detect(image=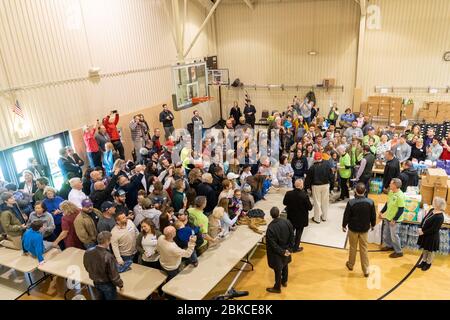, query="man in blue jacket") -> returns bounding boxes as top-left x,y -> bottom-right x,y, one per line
23,220 -> 53,263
